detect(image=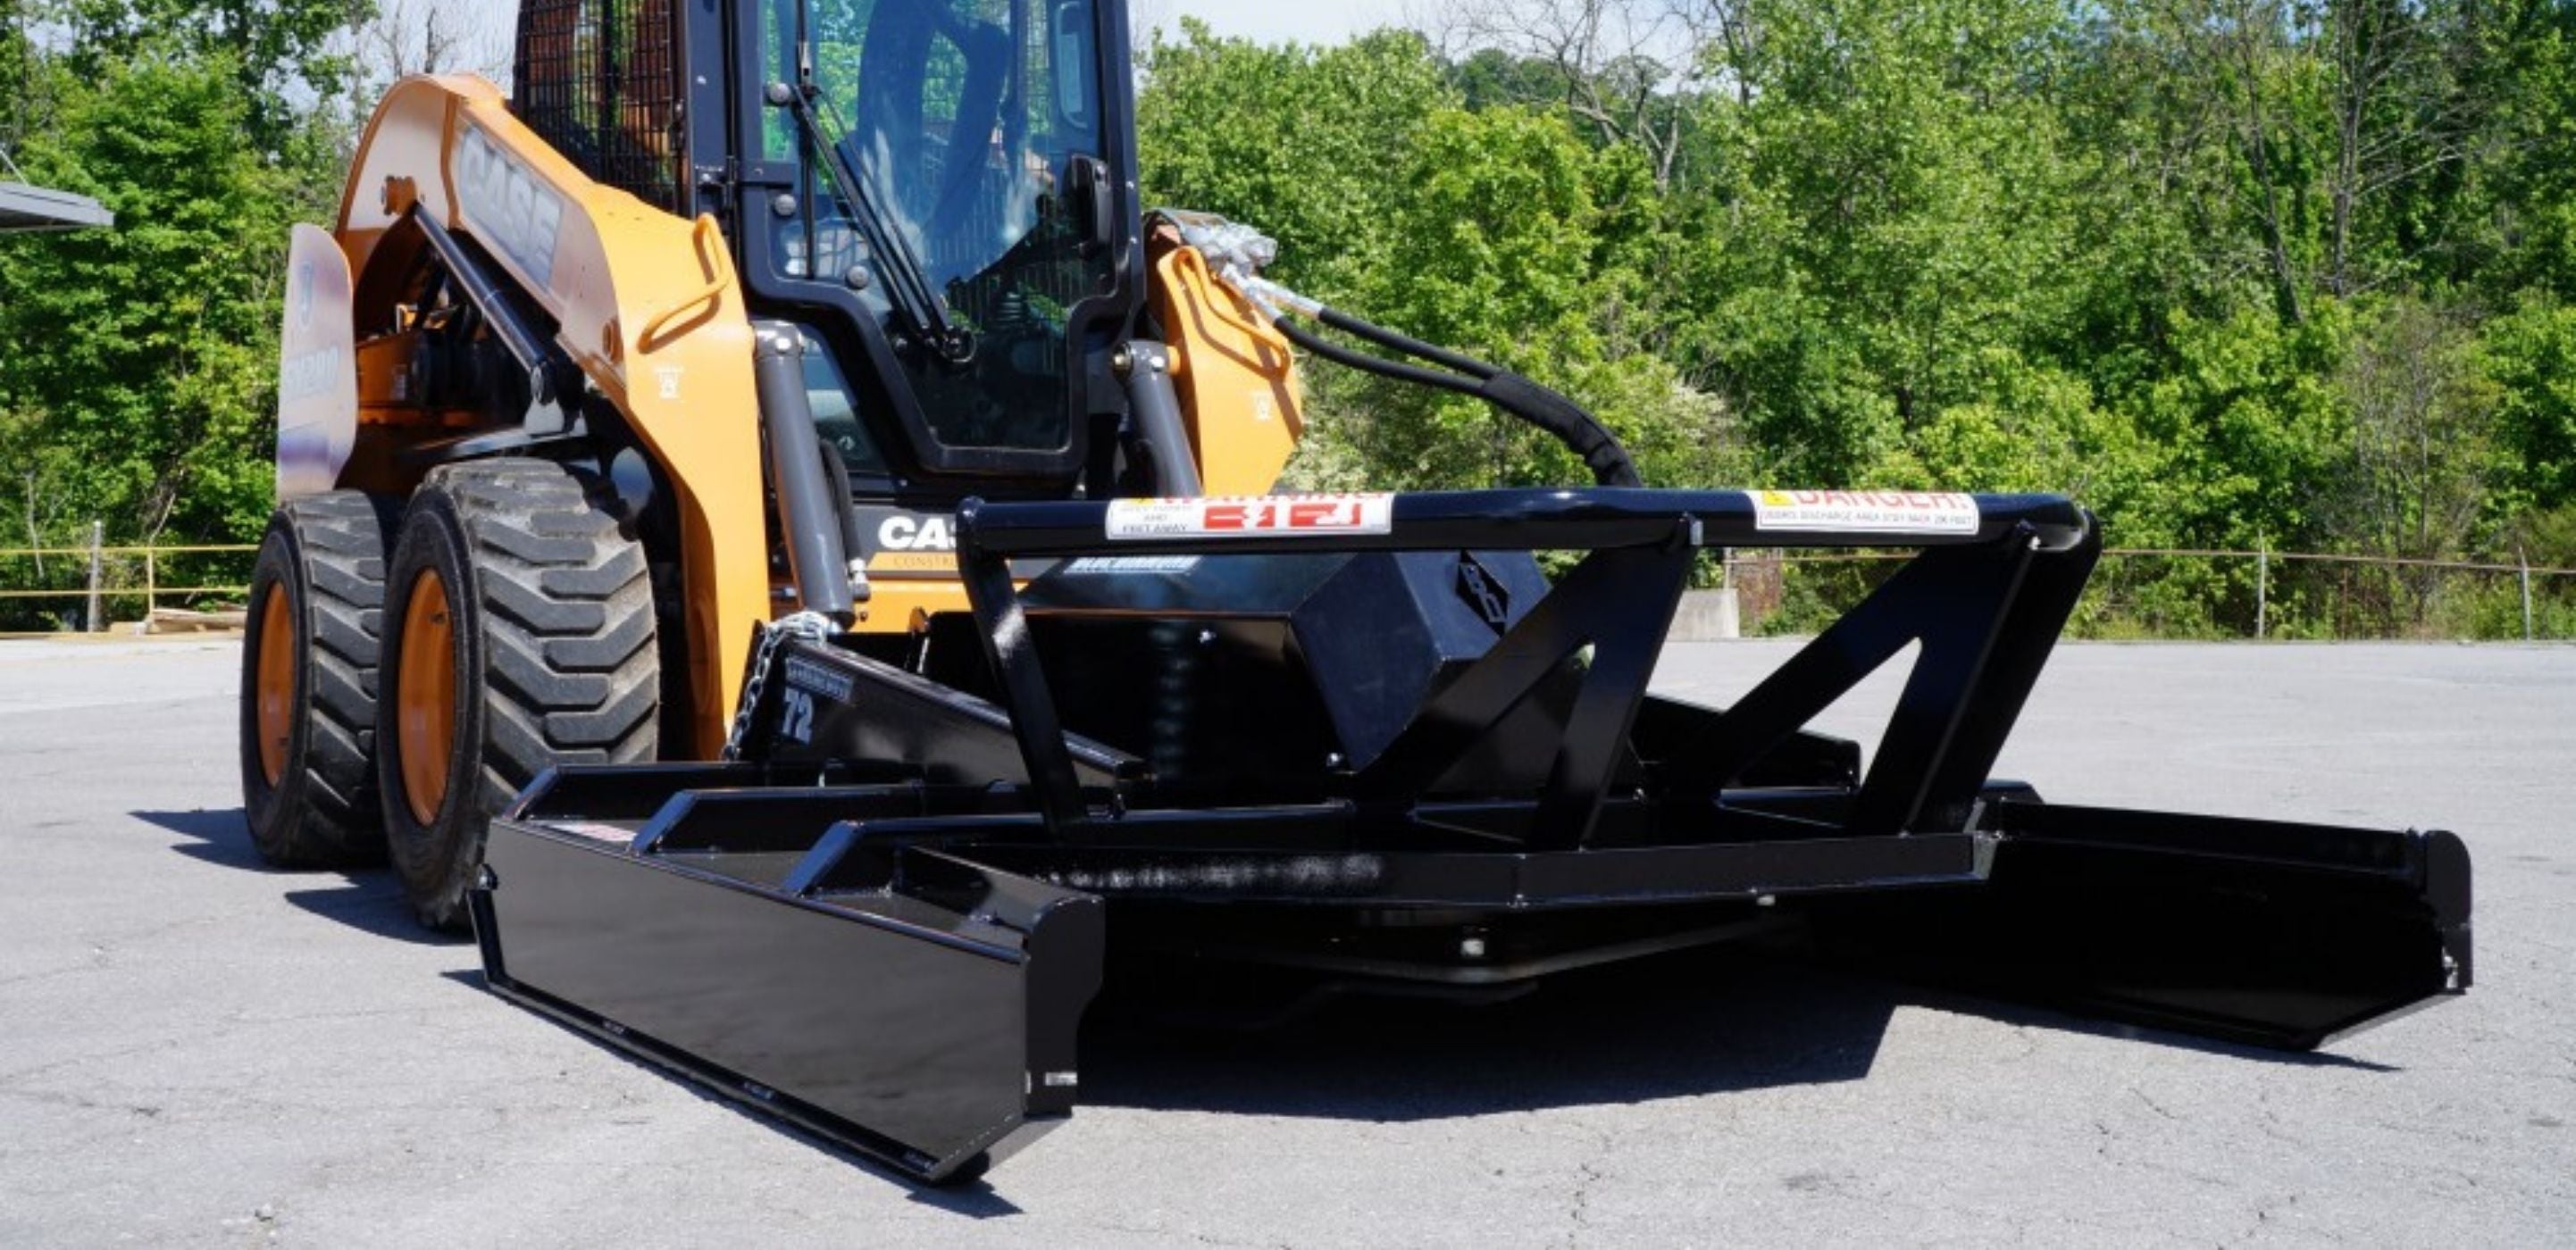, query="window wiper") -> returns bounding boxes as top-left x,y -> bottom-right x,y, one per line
765,77 -> 975,364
